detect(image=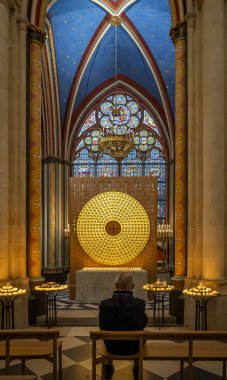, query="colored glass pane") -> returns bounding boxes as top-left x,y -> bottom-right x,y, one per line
79,111 -> 96,136
140,130 -> 148,137
143,110 -> 161,136
92,136 -> 99,145
77,140 -> 84,150
148,136 -> 155,144
91,144 -> 99,151
109,105 -> 131,125
140,137 -> 147,144
151,148 -> 160,159
100,116 -> 112,128
113,94 -> 126,105
85,136 -> 92,145
133,136 -> 140,144
127,116 -> 139,128
139,144 -> 148,151
100,101 -> 112,115
92,130 -> 100,137
122,164 -> 142,177
127,101 -> 139,114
